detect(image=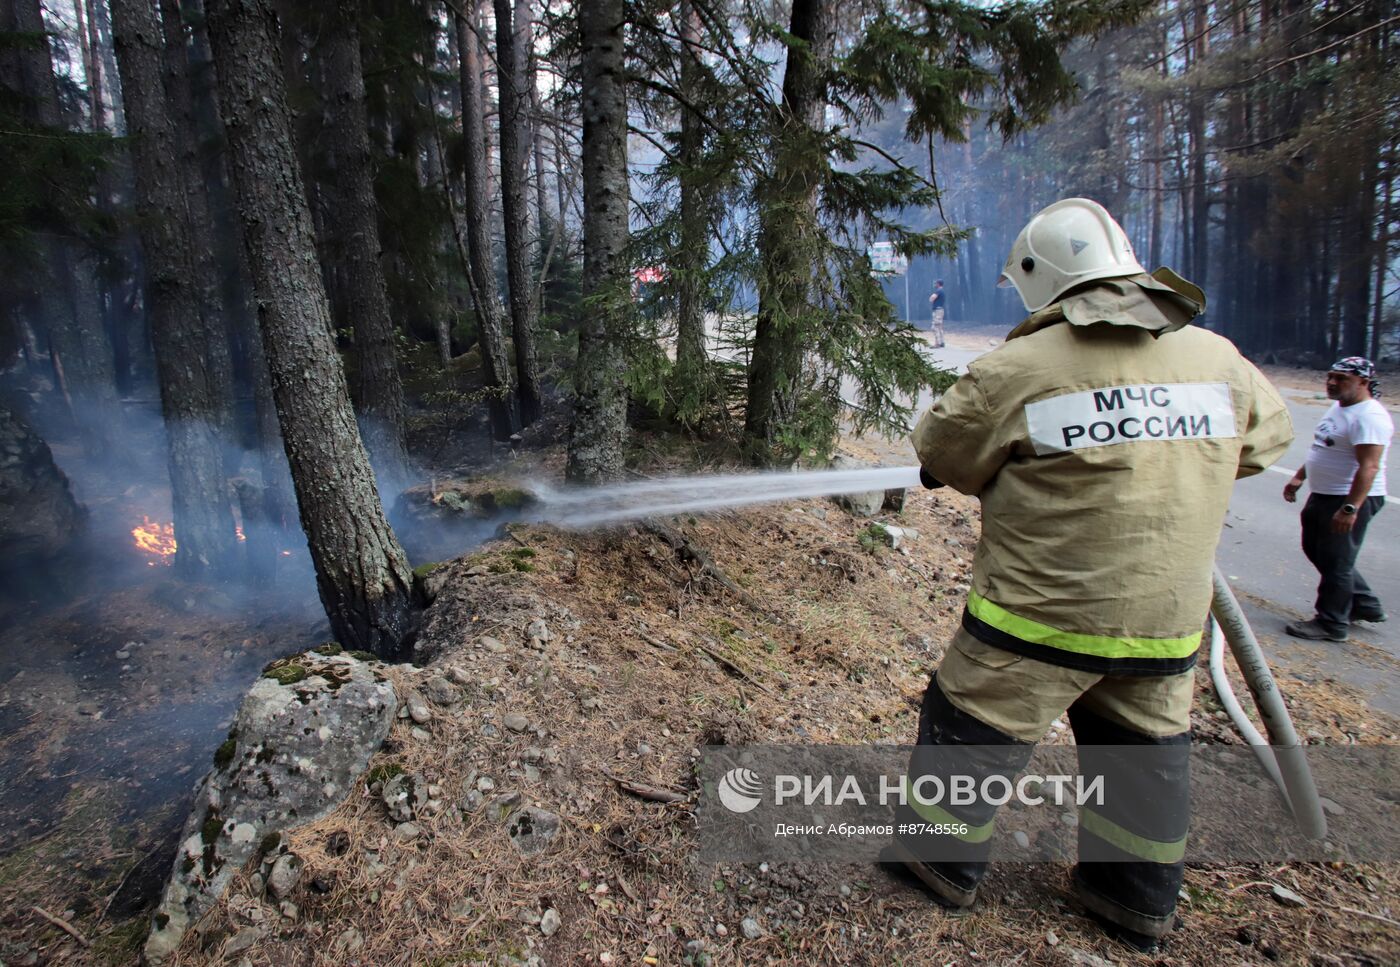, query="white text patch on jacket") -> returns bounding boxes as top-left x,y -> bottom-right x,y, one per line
1024,382 -> 1237,455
